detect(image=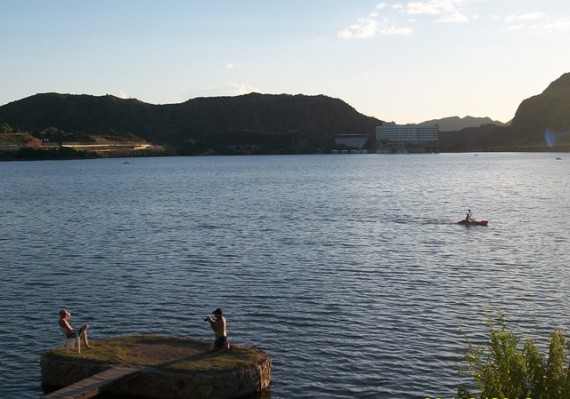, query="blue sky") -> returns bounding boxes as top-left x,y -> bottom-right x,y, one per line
1,0 -> 569,123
